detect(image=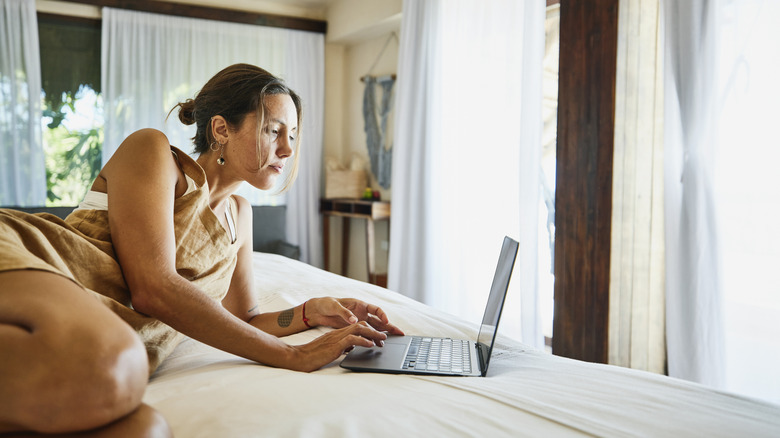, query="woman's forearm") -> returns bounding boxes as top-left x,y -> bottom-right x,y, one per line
131,273 -> 303,370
